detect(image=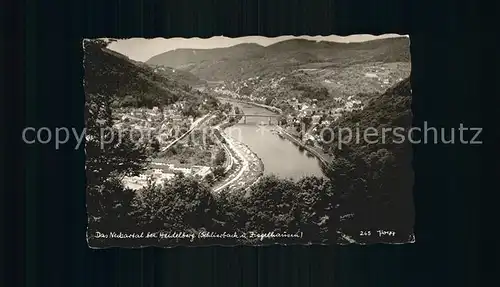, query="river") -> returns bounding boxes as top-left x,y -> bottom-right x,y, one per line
219,98 -> 326,180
